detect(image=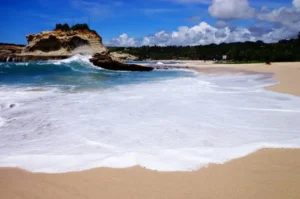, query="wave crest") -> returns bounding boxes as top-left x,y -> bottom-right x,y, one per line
50,54 -> 92,66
